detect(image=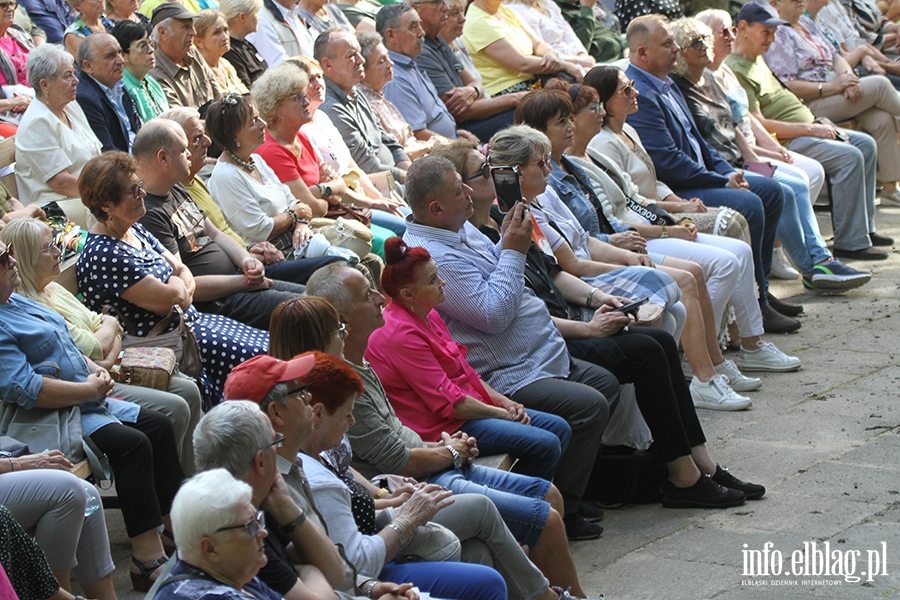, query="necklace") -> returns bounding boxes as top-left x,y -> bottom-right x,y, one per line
226,150 -> 257,171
